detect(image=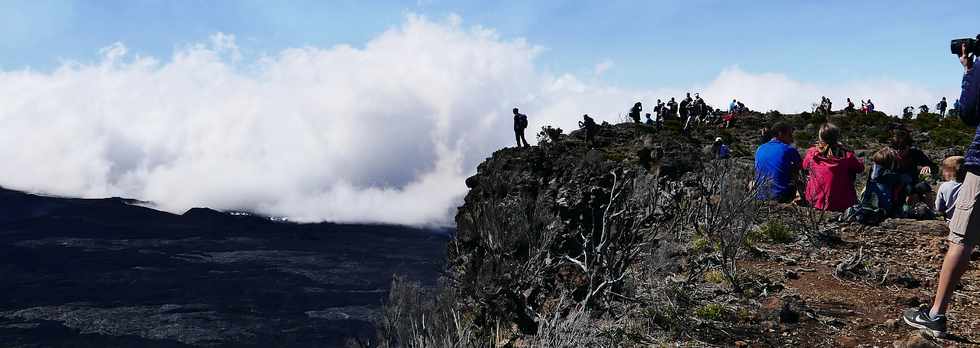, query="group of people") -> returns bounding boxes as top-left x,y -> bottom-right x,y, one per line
817,96 -> 834,115
901,97 -> 954,119
753,46 -> 980,336
753,118 -> 974,337
624,93 -> 722,130
816,96 -> 873,114
755,123 -> 943,215
506,50 -> 980,337
861,99 -> 876,114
